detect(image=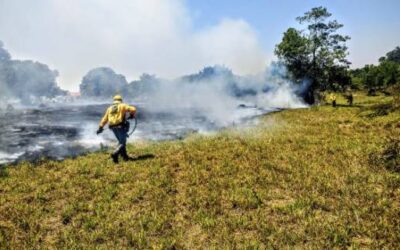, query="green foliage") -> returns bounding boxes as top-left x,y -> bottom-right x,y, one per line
382,46 -> 400,63
275,28 -> 310,80
0,41 -> 66,101
80,67 -> 128,98
391,84 -> 400,108
351,53 -> 400,92
380,137 -> 400,173
275,6 -> 351,99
